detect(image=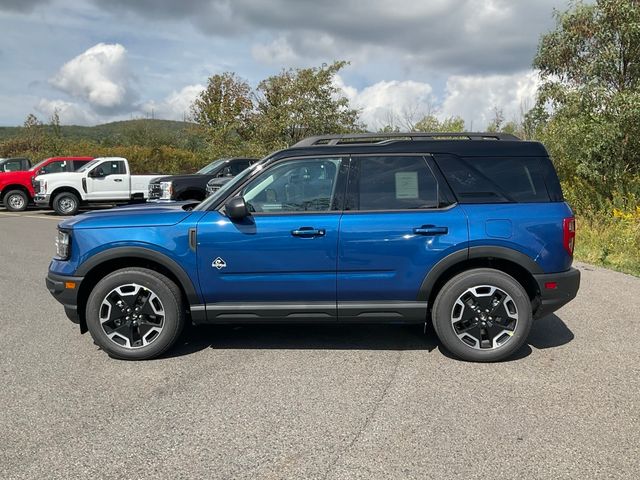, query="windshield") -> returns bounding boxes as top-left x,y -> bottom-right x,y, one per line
29,158 -> 49,171
76,158 -> 102,172
196,159 -> 228,175
193,159 -> 266,211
